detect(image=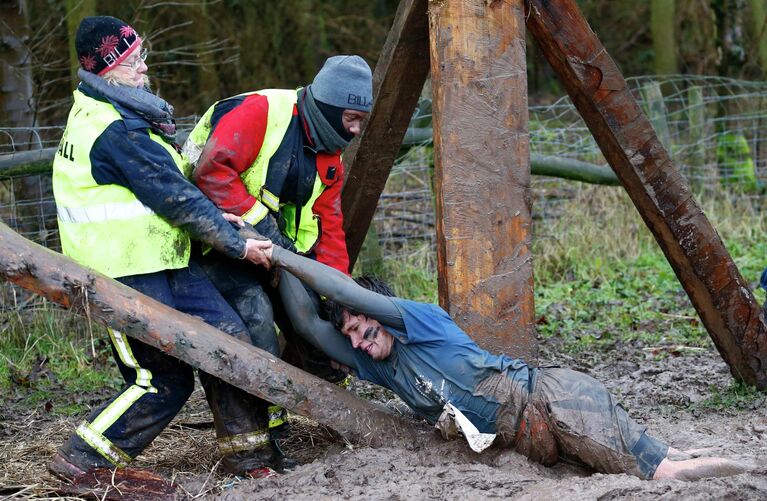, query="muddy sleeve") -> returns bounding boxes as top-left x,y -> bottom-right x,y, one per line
277,271 -> 359,369
272,246 -> 405,330
90,123 -> 247,259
